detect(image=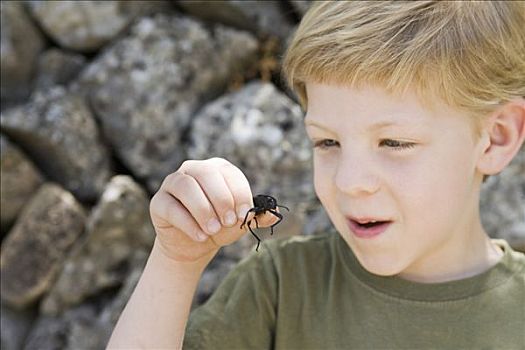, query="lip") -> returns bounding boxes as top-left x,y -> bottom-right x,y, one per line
346,217 -> 393,239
